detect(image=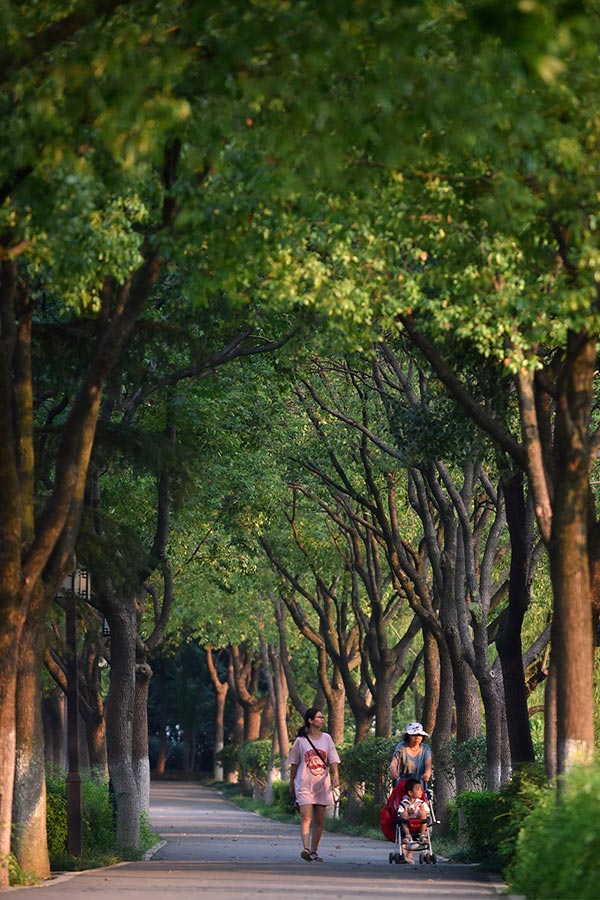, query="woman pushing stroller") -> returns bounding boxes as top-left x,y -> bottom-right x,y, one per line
383,722 -> 437,865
